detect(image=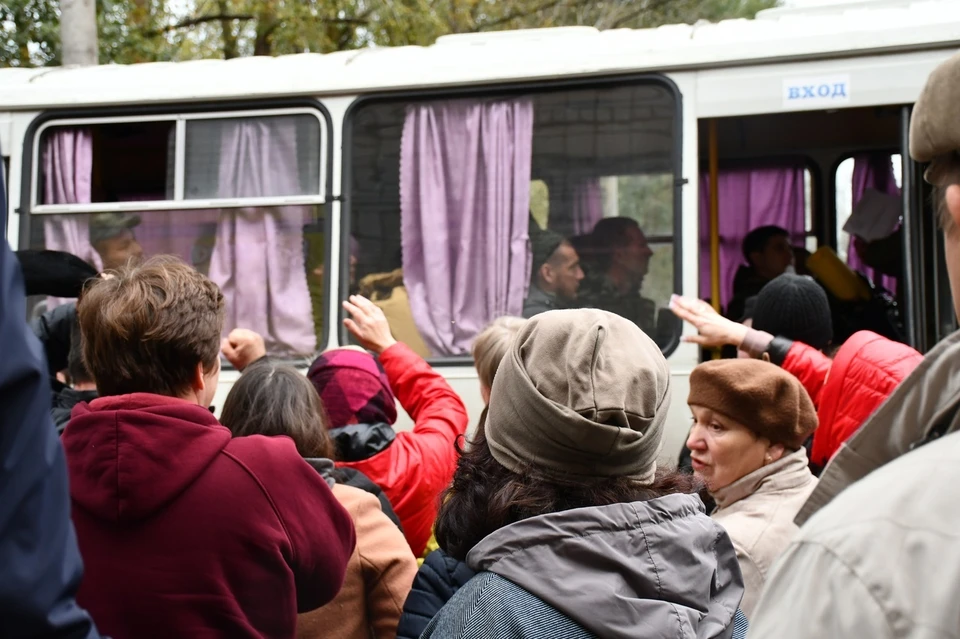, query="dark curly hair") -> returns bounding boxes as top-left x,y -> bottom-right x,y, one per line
434,416 -> 701,561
